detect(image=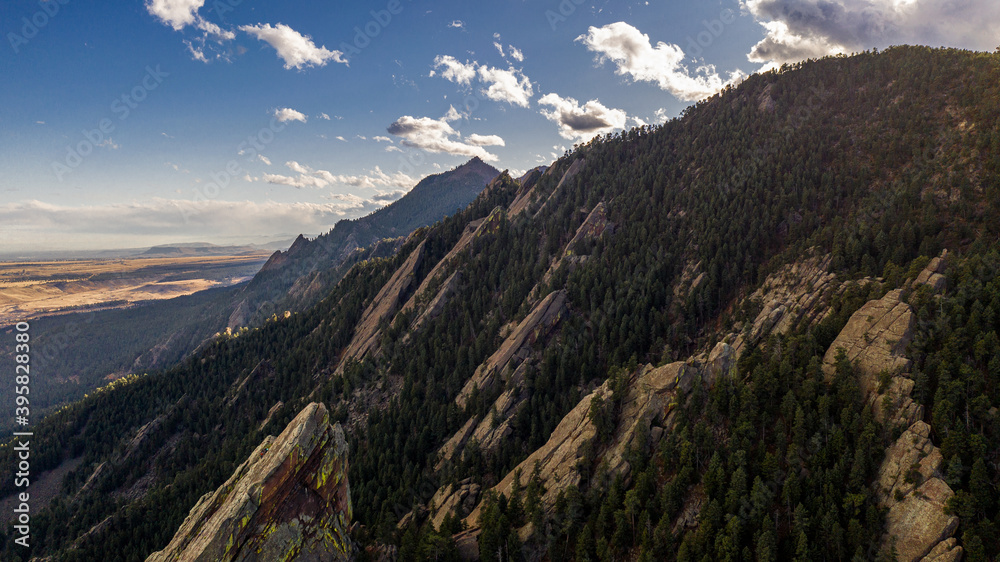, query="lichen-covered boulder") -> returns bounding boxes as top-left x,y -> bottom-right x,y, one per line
147,403 -> 352,562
